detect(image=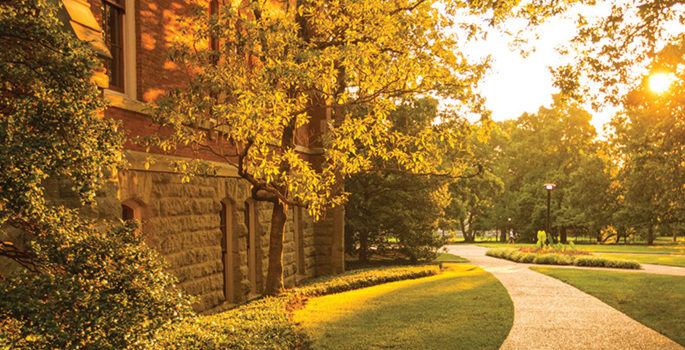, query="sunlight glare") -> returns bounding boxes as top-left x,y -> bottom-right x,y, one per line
648,73 -> 673,94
